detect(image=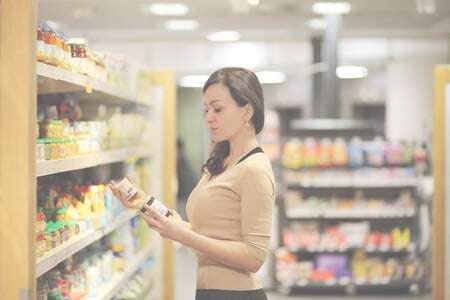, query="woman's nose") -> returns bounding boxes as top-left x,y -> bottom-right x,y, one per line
206,111 -> 214,122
